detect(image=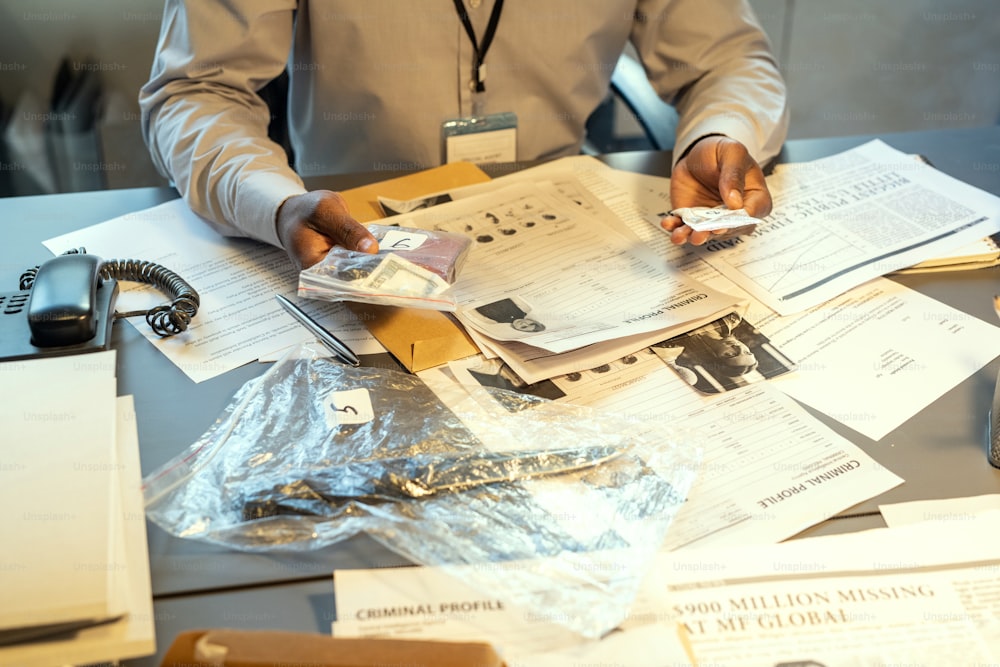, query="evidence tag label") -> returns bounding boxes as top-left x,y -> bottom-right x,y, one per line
324,388 -> 375,426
